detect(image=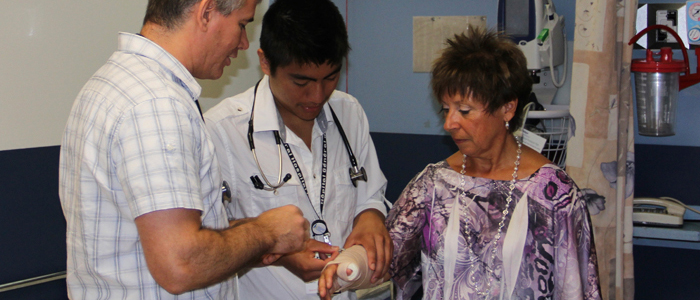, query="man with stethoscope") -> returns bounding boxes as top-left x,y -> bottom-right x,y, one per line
204,0 -> 392,299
